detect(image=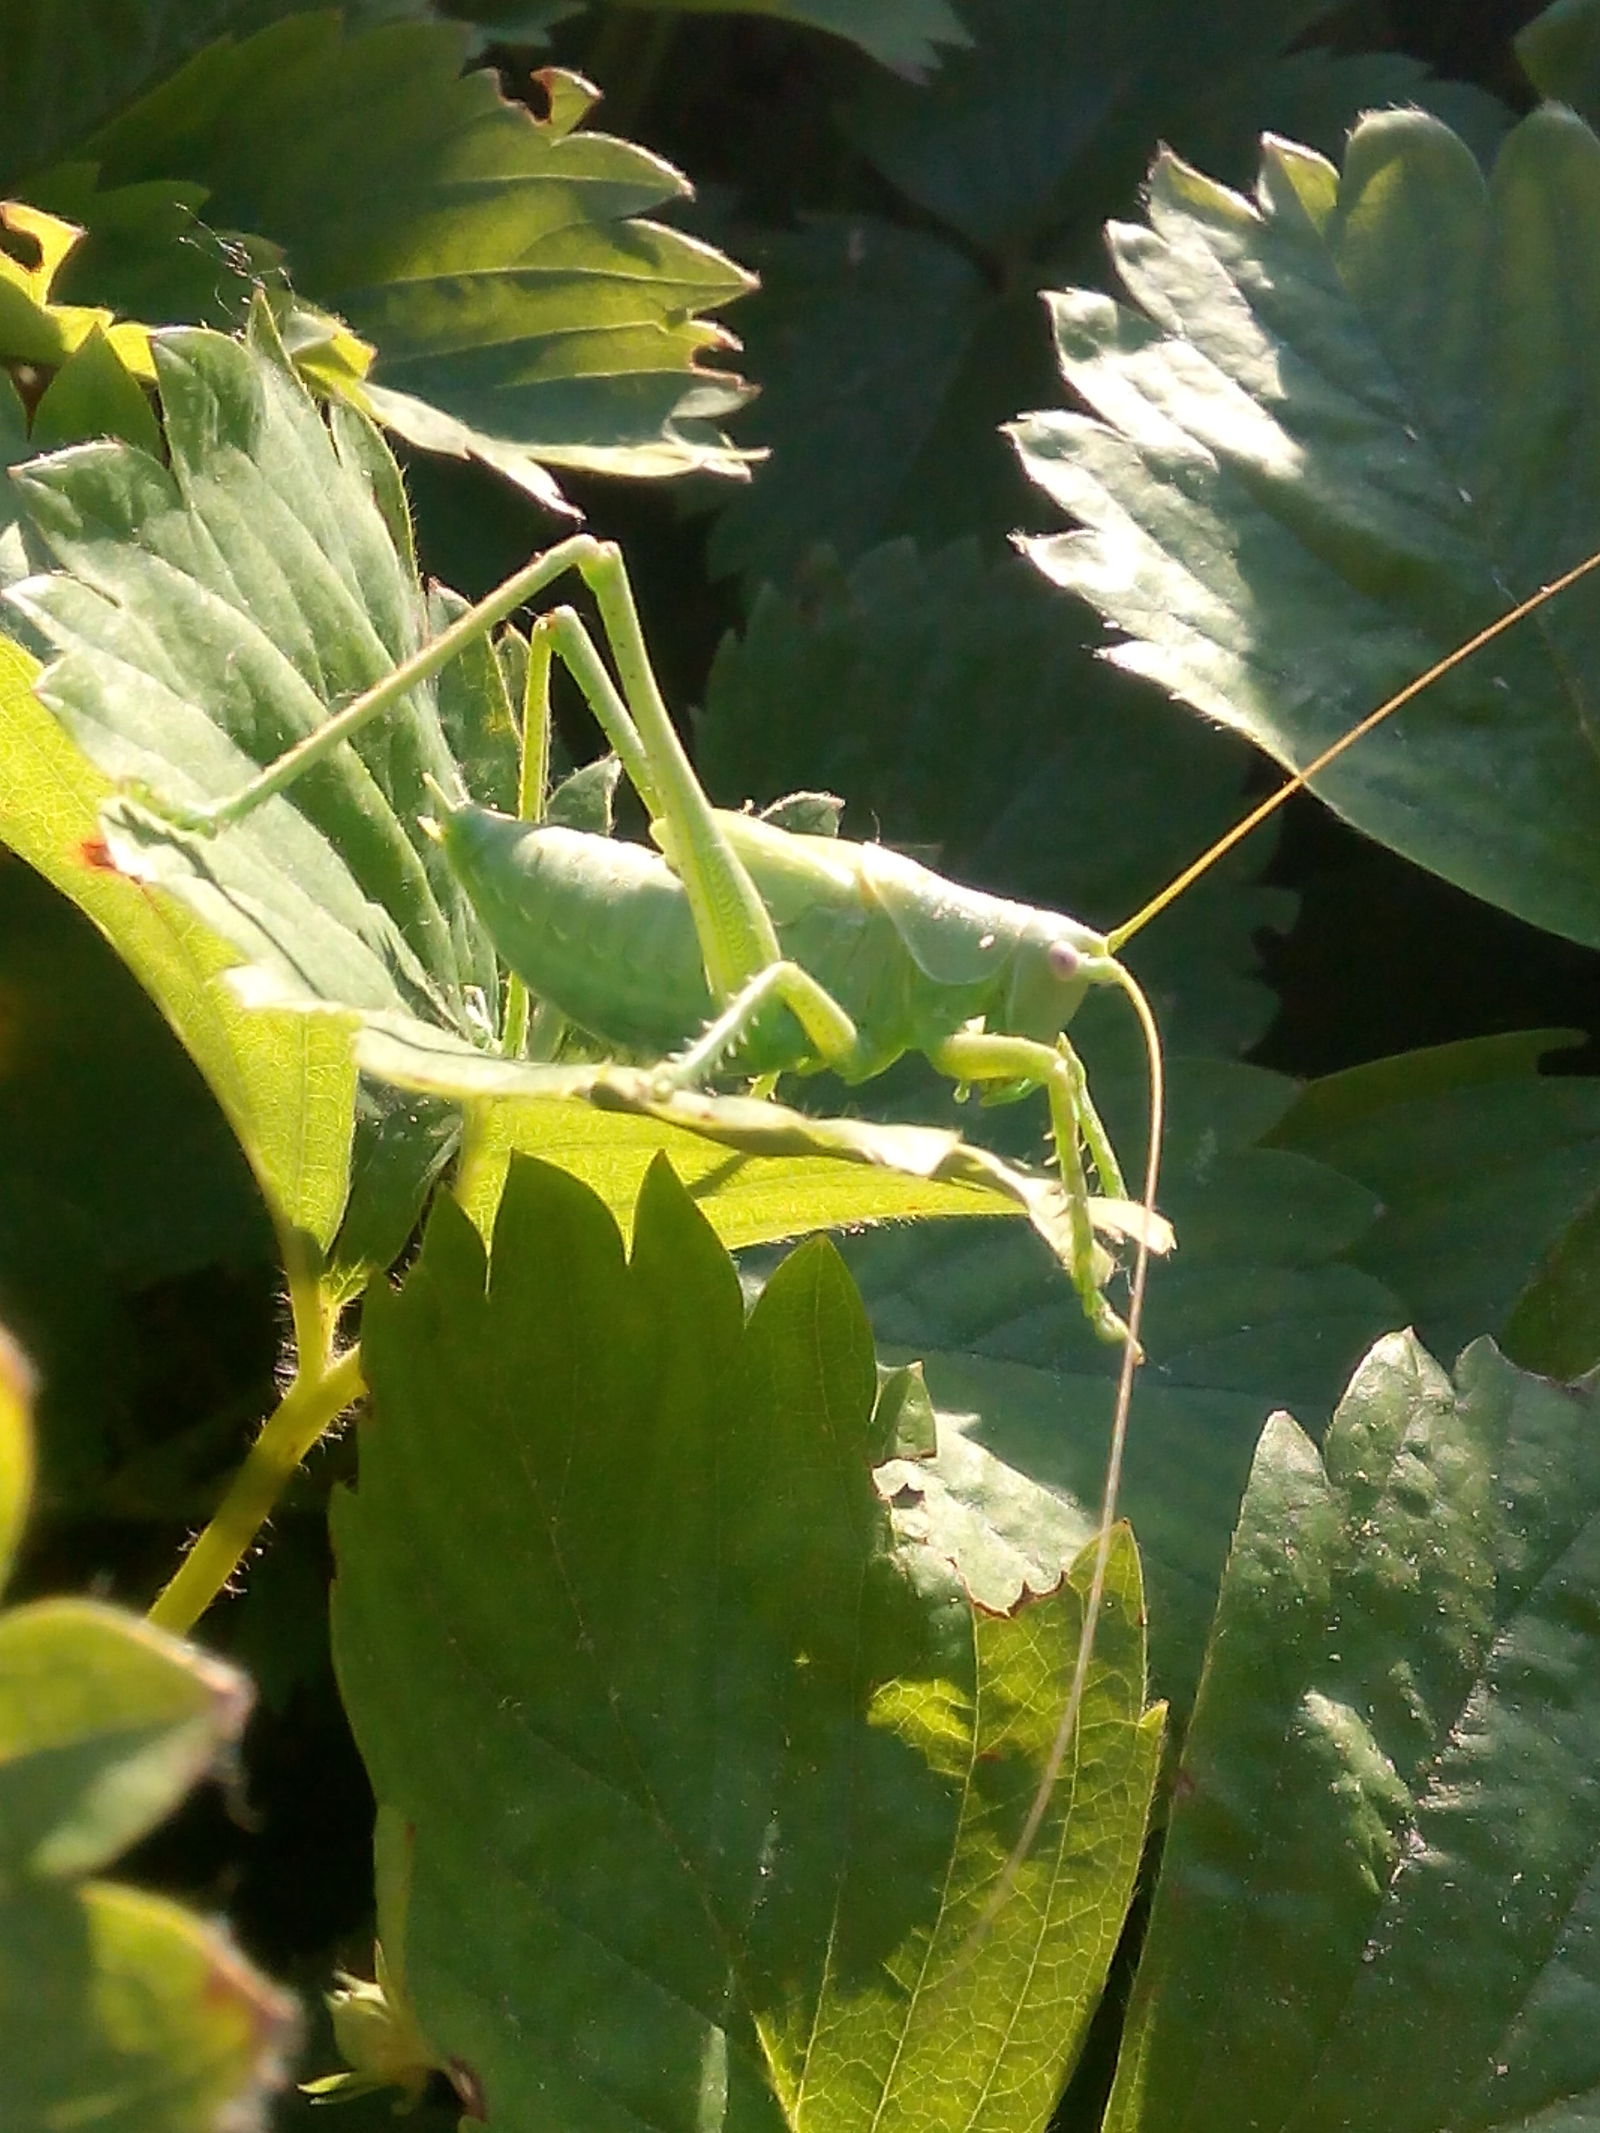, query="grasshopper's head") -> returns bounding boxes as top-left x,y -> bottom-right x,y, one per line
1006,912 -> 1121,1043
